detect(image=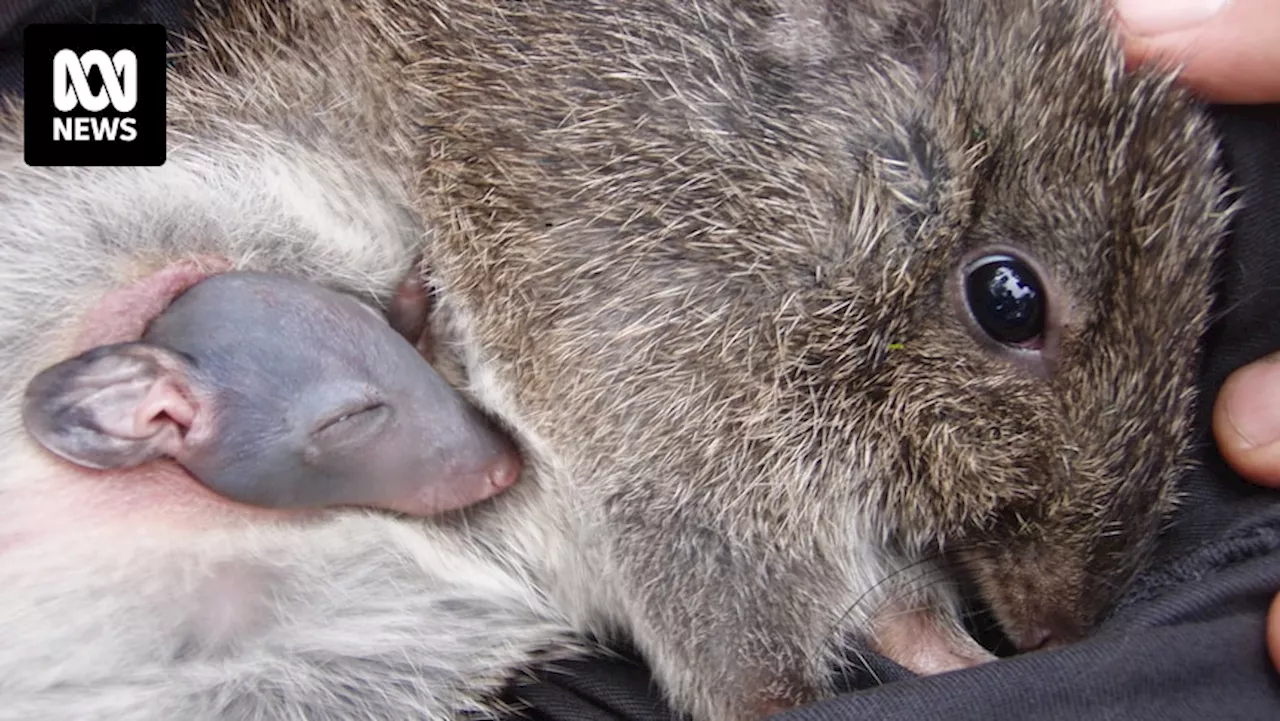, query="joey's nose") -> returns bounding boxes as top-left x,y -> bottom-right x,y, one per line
485,452 -> 522,492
